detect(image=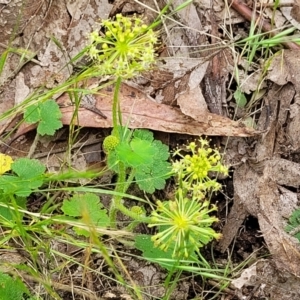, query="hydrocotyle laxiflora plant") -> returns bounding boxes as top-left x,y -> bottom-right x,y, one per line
88,14 -> 162,227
